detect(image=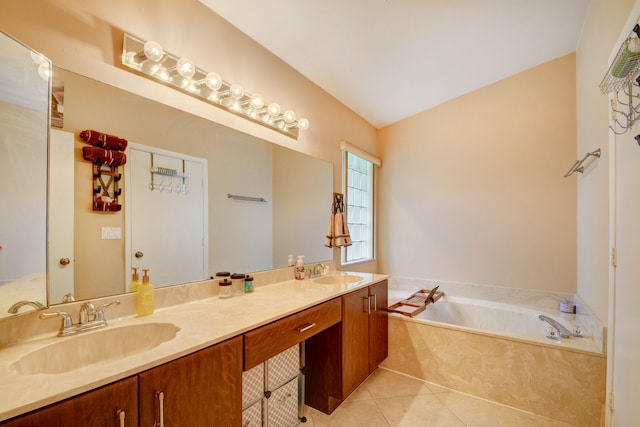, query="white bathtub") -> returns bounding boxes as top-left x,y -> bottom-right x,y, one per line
387,278 -> 603,354
383,277 -> 607,426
